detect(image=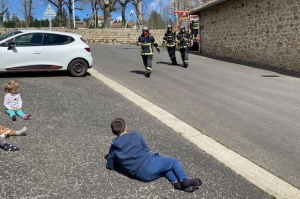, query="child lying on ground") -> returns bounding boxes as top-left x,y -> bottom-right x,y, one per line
0,136 -> 19,151
0,125 -> 27,137
105,118 -> 202,193
0,125 -> 27,151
